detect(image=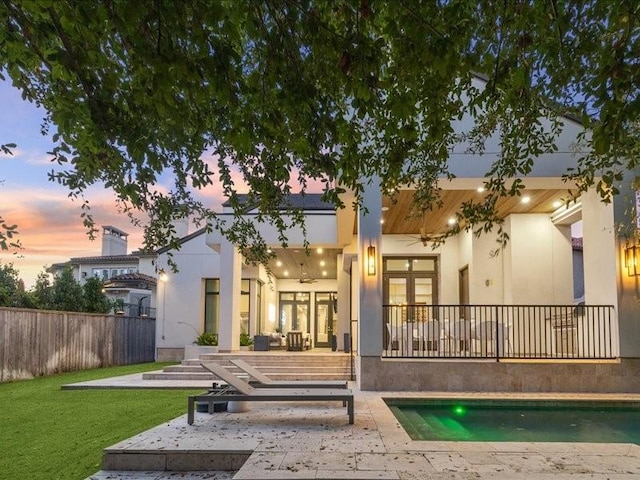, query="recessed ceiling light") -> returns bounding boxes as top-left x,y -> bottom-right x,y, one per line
276,260 -> 282,267
521,196 -> 531,204
380,218 -> 385,224
316,247 -> 323,254
448,217 -> 457,225
477,187 -> 485,193
283,270 -> 289,277
319,260 -> 326,267
552,200 -> 562,208
322,271 -> 327,276
382,206 -> 389,212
